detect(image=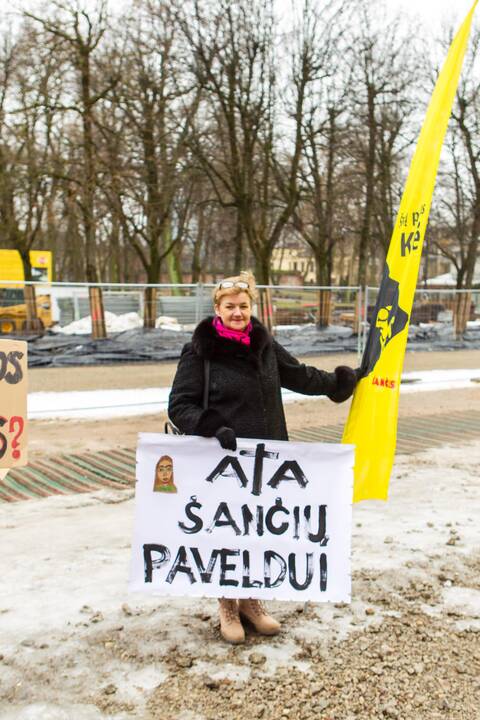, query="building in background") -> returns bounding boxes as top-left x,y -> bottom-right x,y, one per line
271,244 -> 316,285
